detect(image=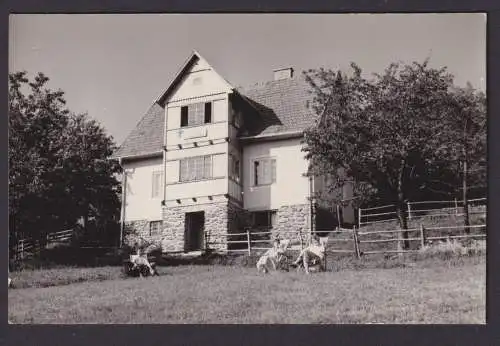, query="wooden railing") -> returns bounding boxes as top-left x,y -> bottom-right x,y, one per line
206,223 -> 486,258
13,229 -> 74,259
358,197 -> 486,227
